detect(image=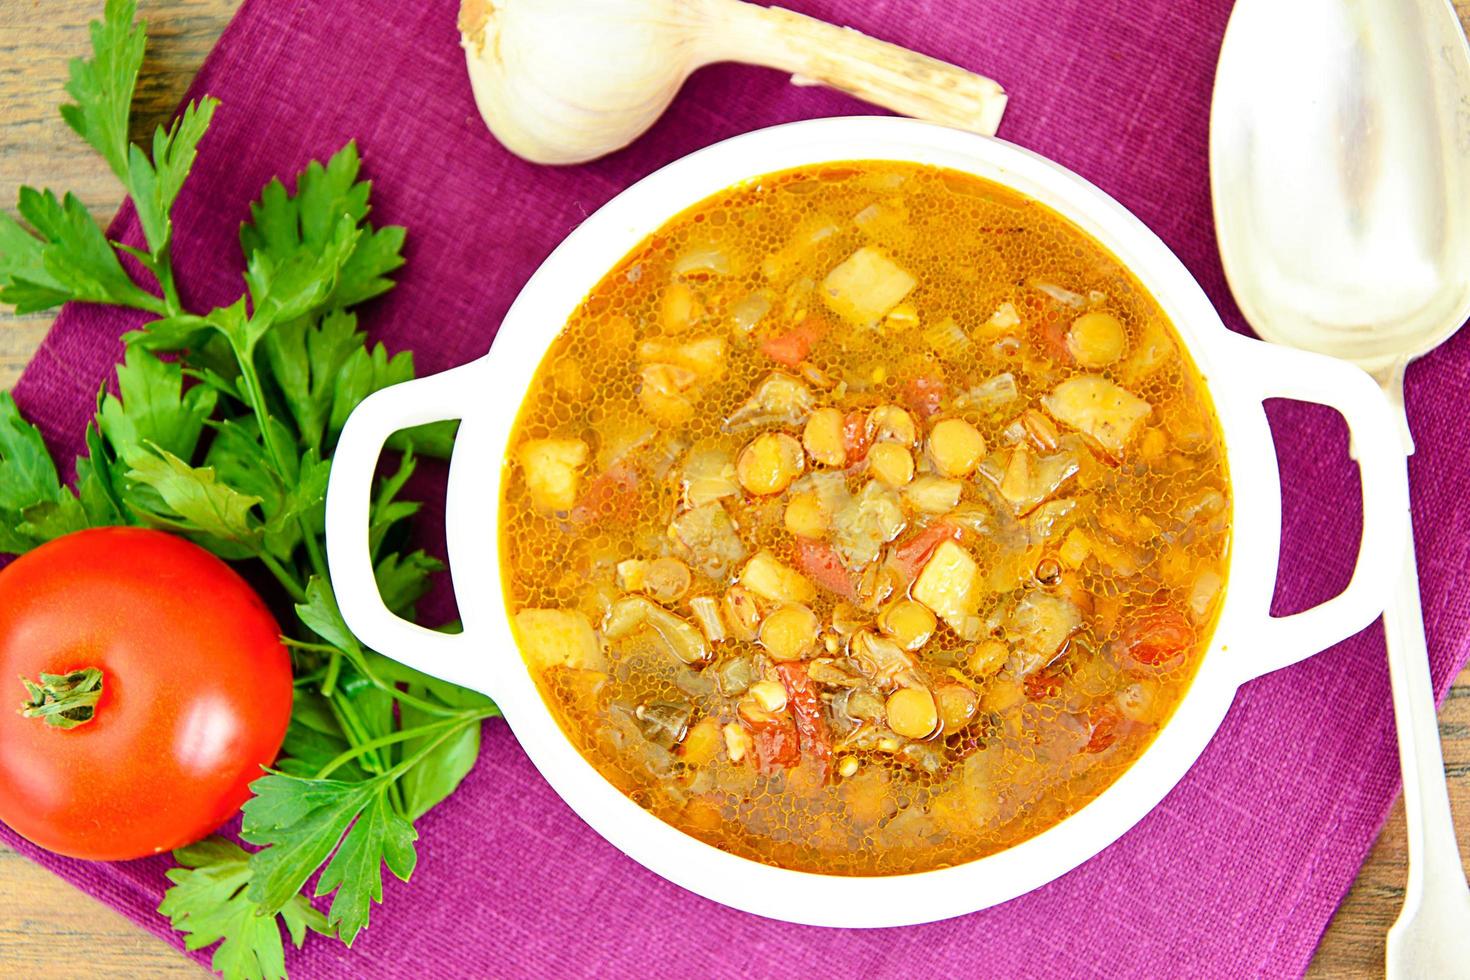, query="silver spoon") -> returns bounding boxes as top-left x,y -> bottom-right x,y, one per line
1211,0 -> 1470,974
